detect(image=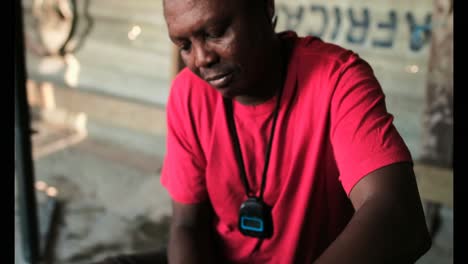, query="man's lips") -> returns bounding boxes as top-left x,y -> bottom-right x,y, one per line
204,71 -> 234,88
